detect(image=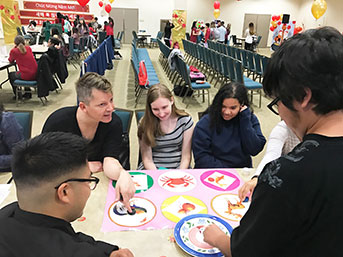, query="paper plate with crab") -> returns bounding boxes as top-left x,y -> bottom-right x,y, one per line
158,171 -> 196,192
161,195 -> 207,223
174,214 -> 233,257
